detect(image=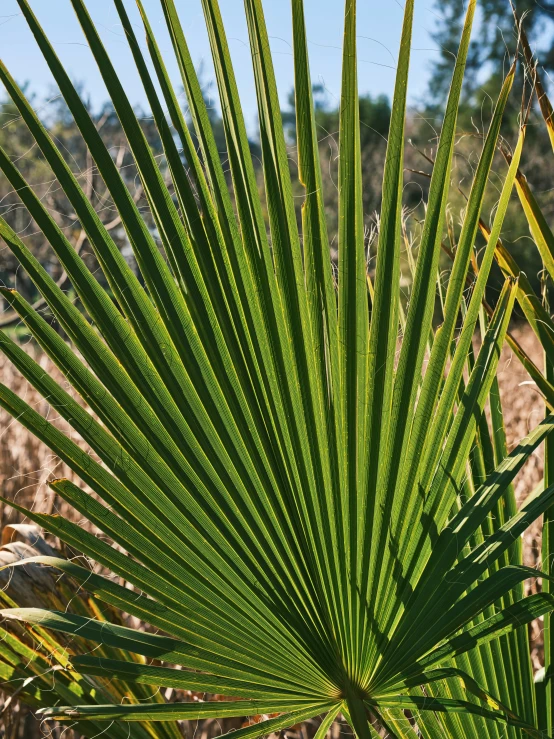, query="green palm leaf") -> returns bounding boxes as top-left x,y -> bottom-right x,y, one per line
0,1 -> 552,737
